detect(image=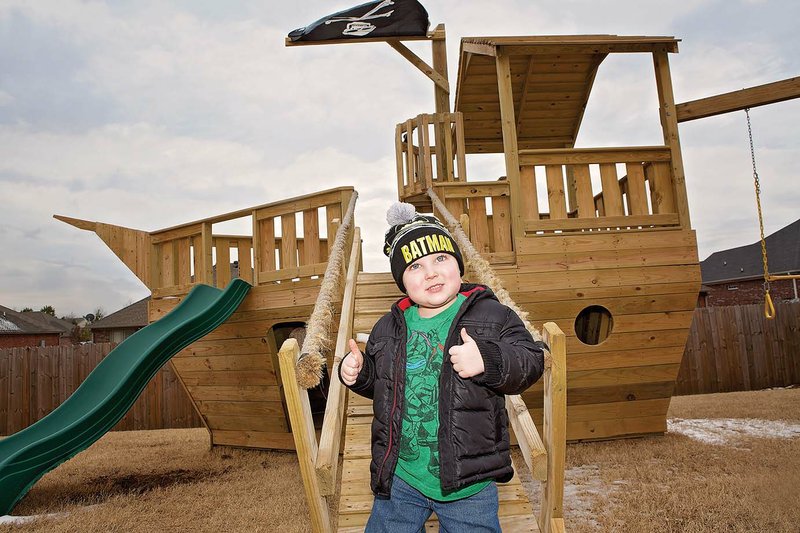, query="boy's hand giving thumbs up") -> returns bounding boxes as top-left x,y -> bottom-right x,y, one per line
341,338 -> 363,386
448,328 -> 485,378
